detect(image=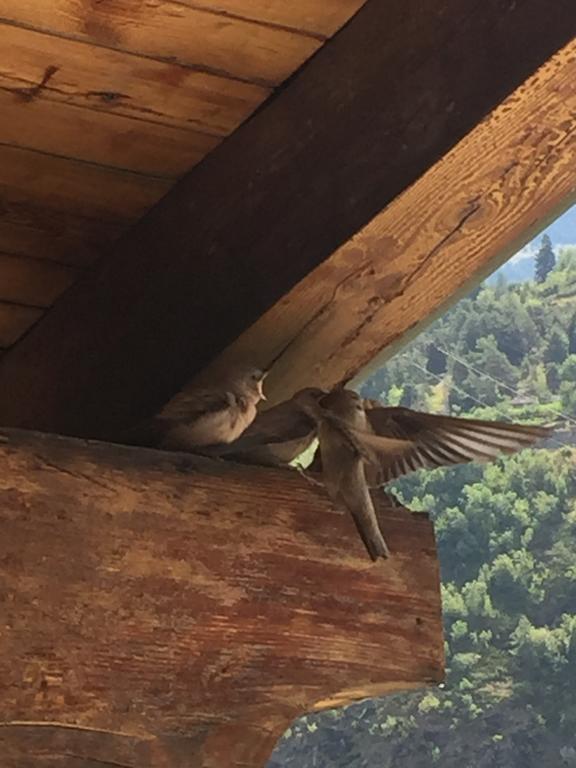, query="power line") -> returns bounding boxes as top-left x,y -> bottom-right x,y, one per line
432,343 -> 576,428
408,361 -> 568,451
